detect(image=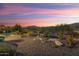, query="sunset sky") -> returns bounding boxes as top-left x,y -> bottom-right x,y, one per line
0,3 -> 79,27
